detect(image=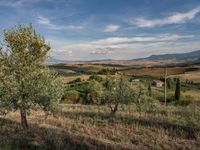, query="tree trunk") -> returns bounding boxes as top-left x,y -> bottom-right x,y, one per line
20,108 -> 28,129
113,103 -> 118,113
109,103 -> 118,115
